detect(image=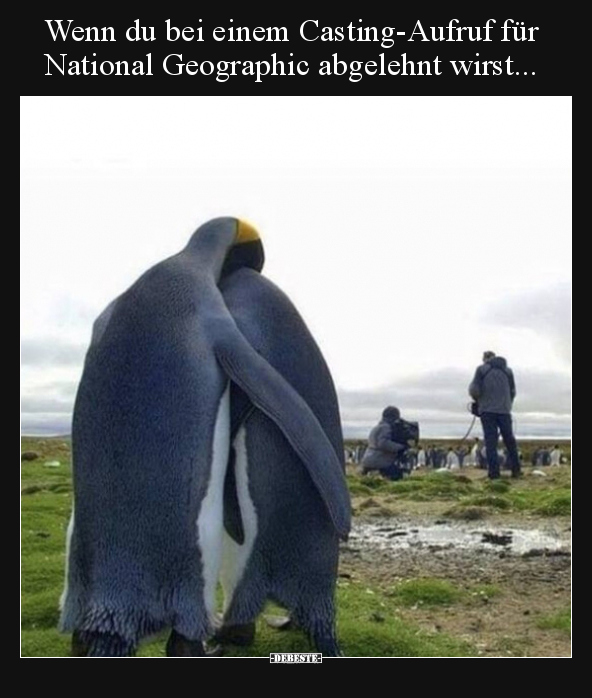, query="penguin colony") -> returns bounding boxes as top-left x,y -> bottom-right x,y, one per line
60,218 -> 351,657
